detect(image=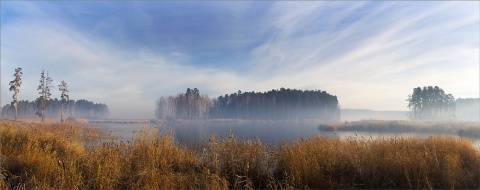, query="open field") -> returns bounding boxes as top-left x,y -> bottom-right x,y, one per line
0,120 -> 479,189
319,120 -> 480,138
